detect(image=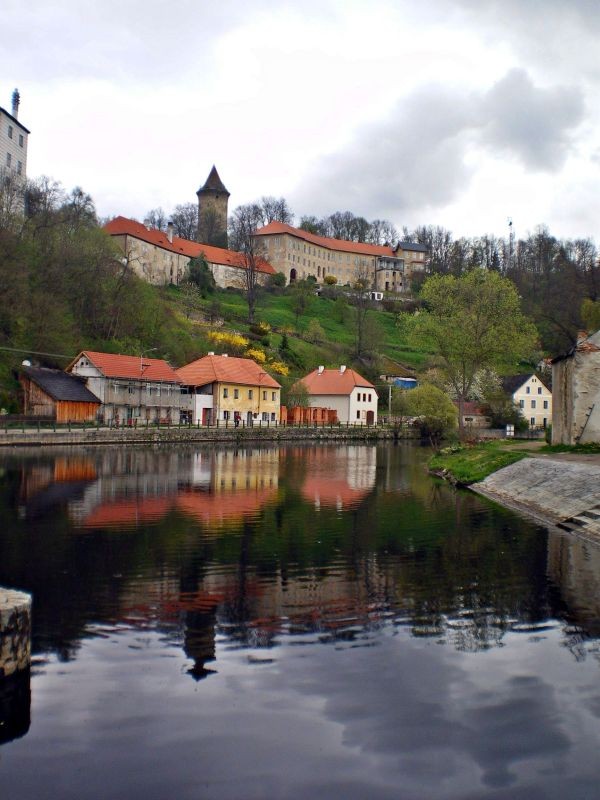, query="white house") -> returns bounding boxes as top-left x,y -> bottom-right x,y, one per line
298,366 -> 378,425
502,373 -> 552,429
